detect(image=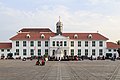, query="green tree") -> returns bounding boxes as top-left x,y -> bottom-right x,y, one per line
117,40 -> 120,57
